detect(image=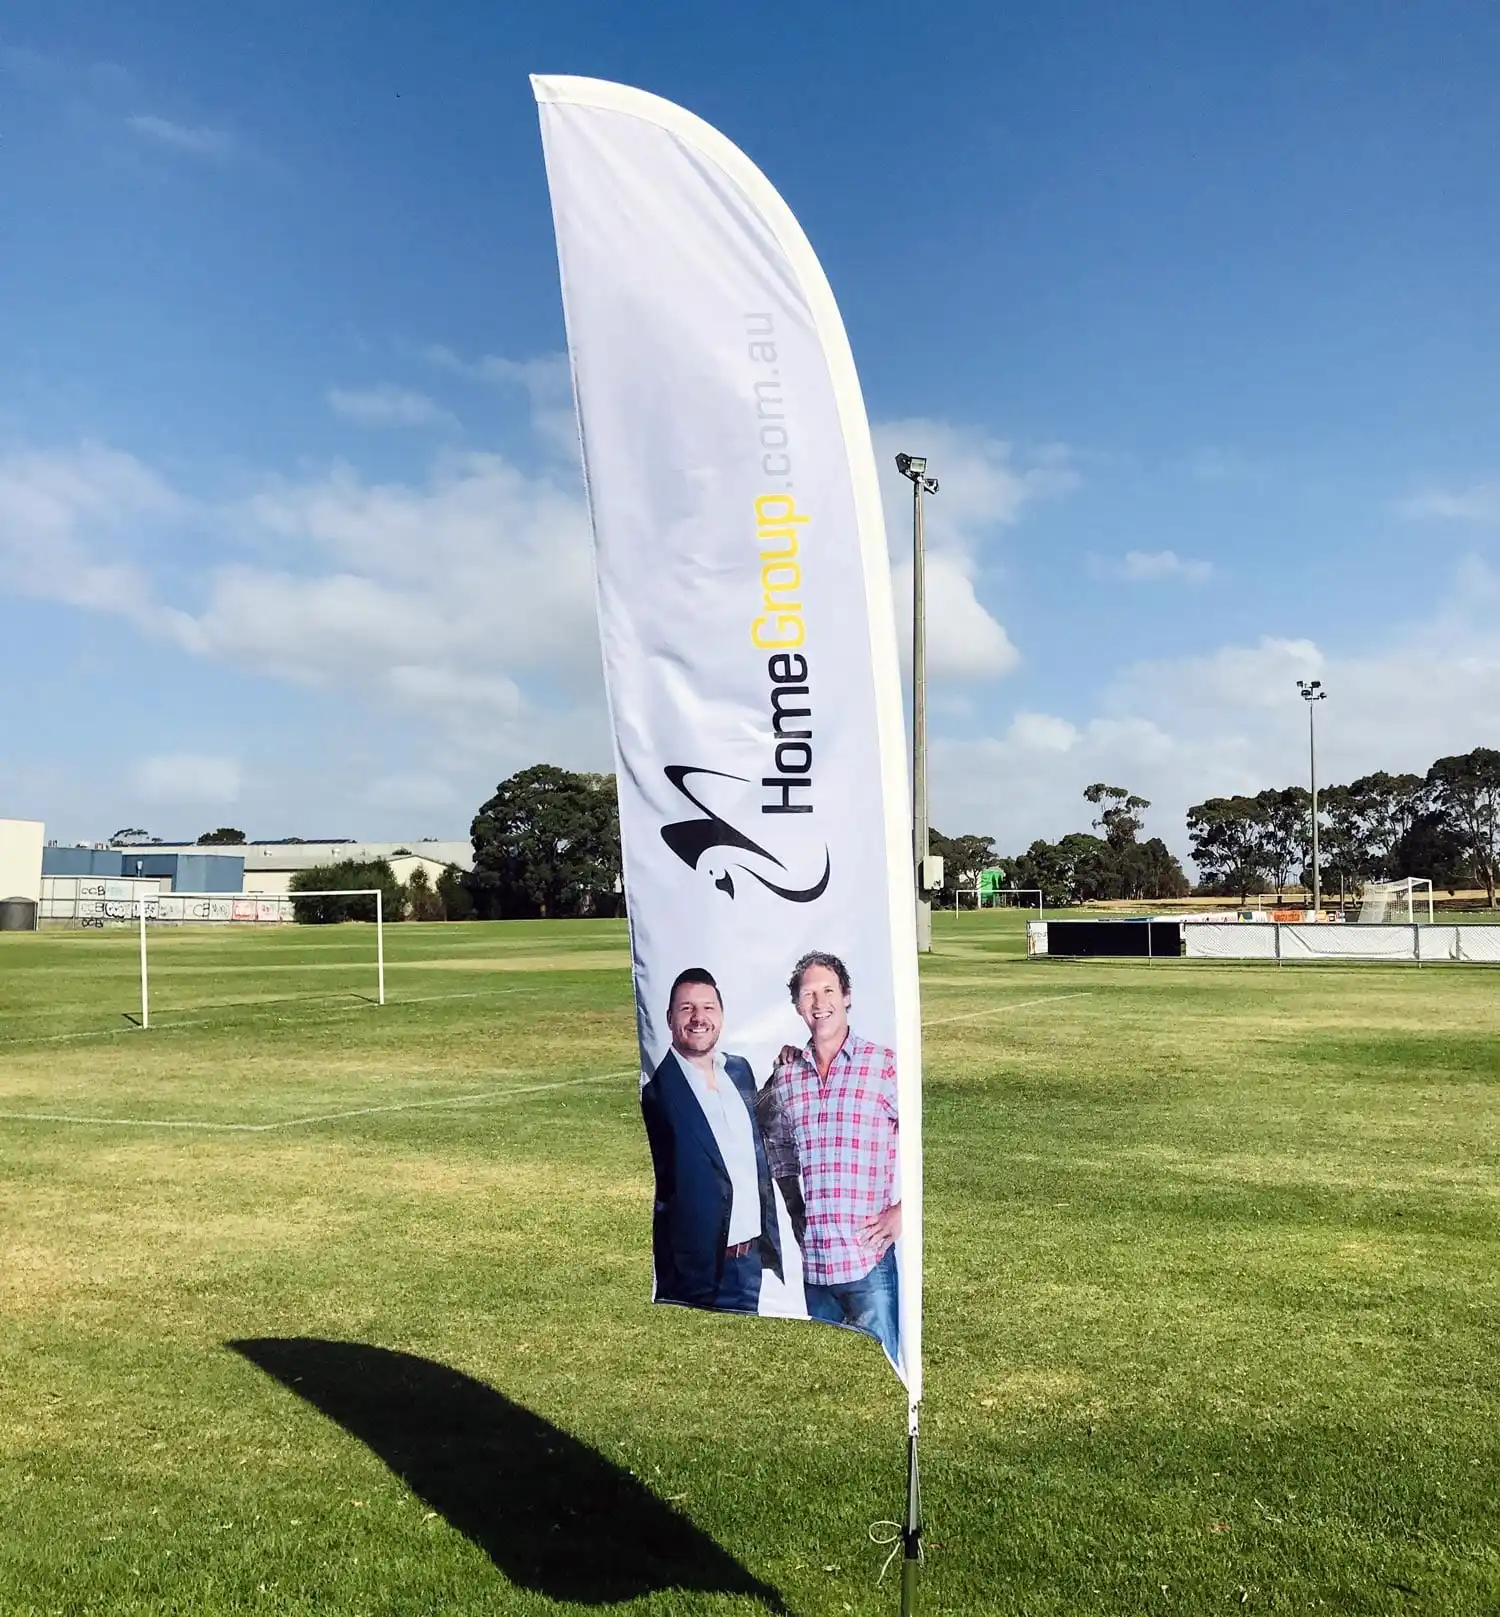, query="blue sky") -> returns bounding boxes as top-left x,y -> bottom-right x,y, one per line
3,0 -> 1498,856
